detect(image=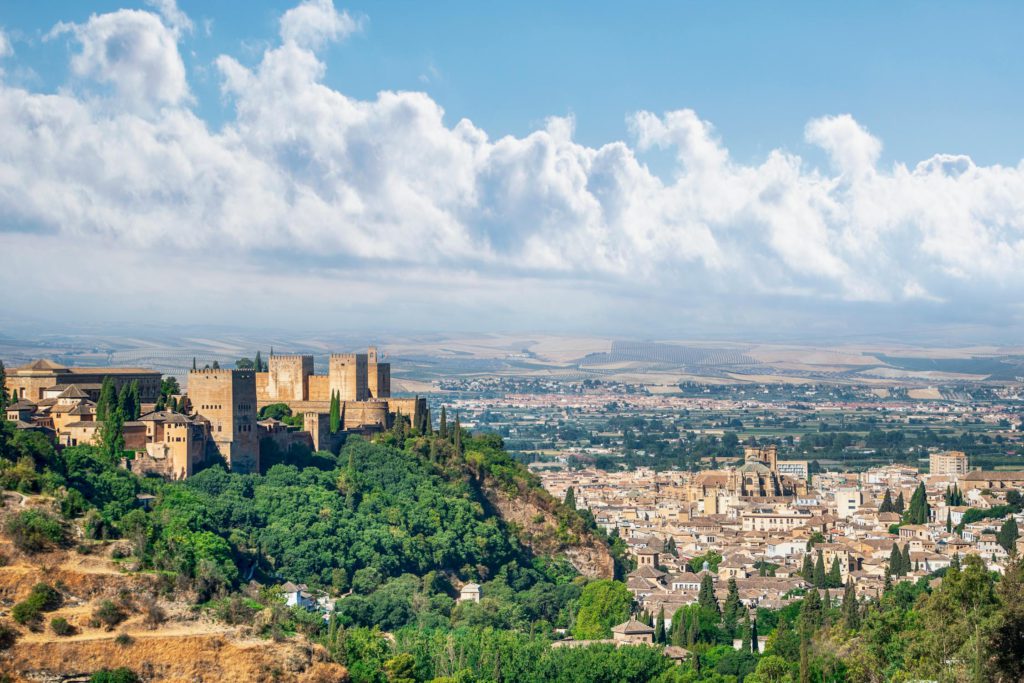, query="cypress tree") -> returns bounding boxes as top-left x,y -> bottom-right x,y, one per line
439,406 -> 448,440
698,574 -> 719,615
655,607 -> 665,644
827,556 -> 842,588
0,360 -> 7,412
665,536 -> 677,557
723,578 -> 741,636
883,569 -> 892,592
951,553 -> 961,571
97,376 -> 115,422
564,486 -> 576,510
212,360 -> 220,370
801,589 -> 822,628
998,518 -> 1019,552
901,544 -> 911,574
895,491 -> 906,514
453,414 -> 462,456
814,549 -> 826,588
117,383 -> 130,417
99,407 -> 125,463
946,509 -> 952,533
879,489 -> 894,513
128,380 -> 140,419
255,351 -> 263,372
907,483 -> 928,524
192,357 -> 197,371
671,611 -> 685,646
801,553 -> 814,583
842,579 -> 860,630
888,543 -> 902,576
329,391 -> 341,434
740,610 -> 750,651
749,617 -> 759,653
